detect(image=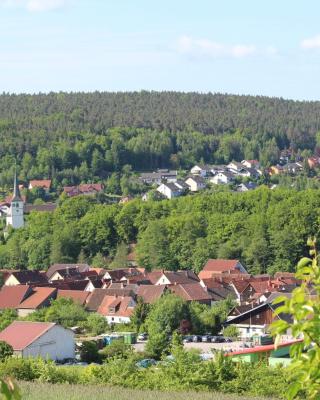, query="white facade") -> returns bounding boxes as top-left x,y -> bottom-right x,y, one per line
6,199 -> 24,229
105,315 -> 131,324
157,183 -> 181,199
20,325 -> 75,360
210,173 -> 233,185
185,177 -> 206,192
